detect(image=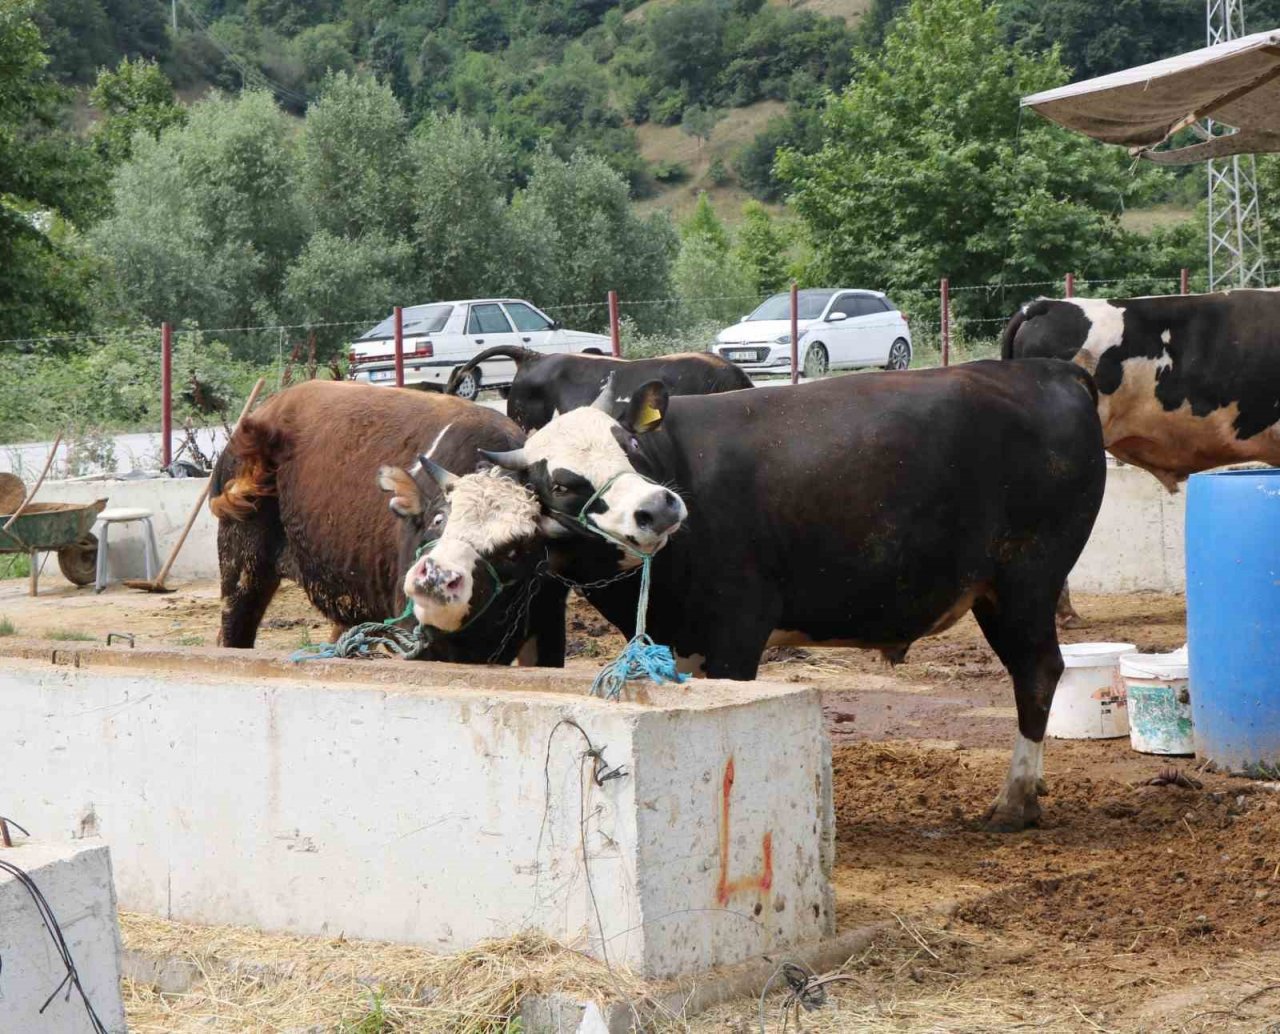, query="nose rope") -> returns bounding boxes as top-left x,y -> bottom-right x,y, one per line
555,470 -> 690,700
291,536 -> 512,663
